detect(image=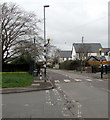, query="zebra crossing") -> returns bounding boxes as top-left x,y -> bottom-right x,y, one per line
55,78 -> 94,83
55,77 -> 104,84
